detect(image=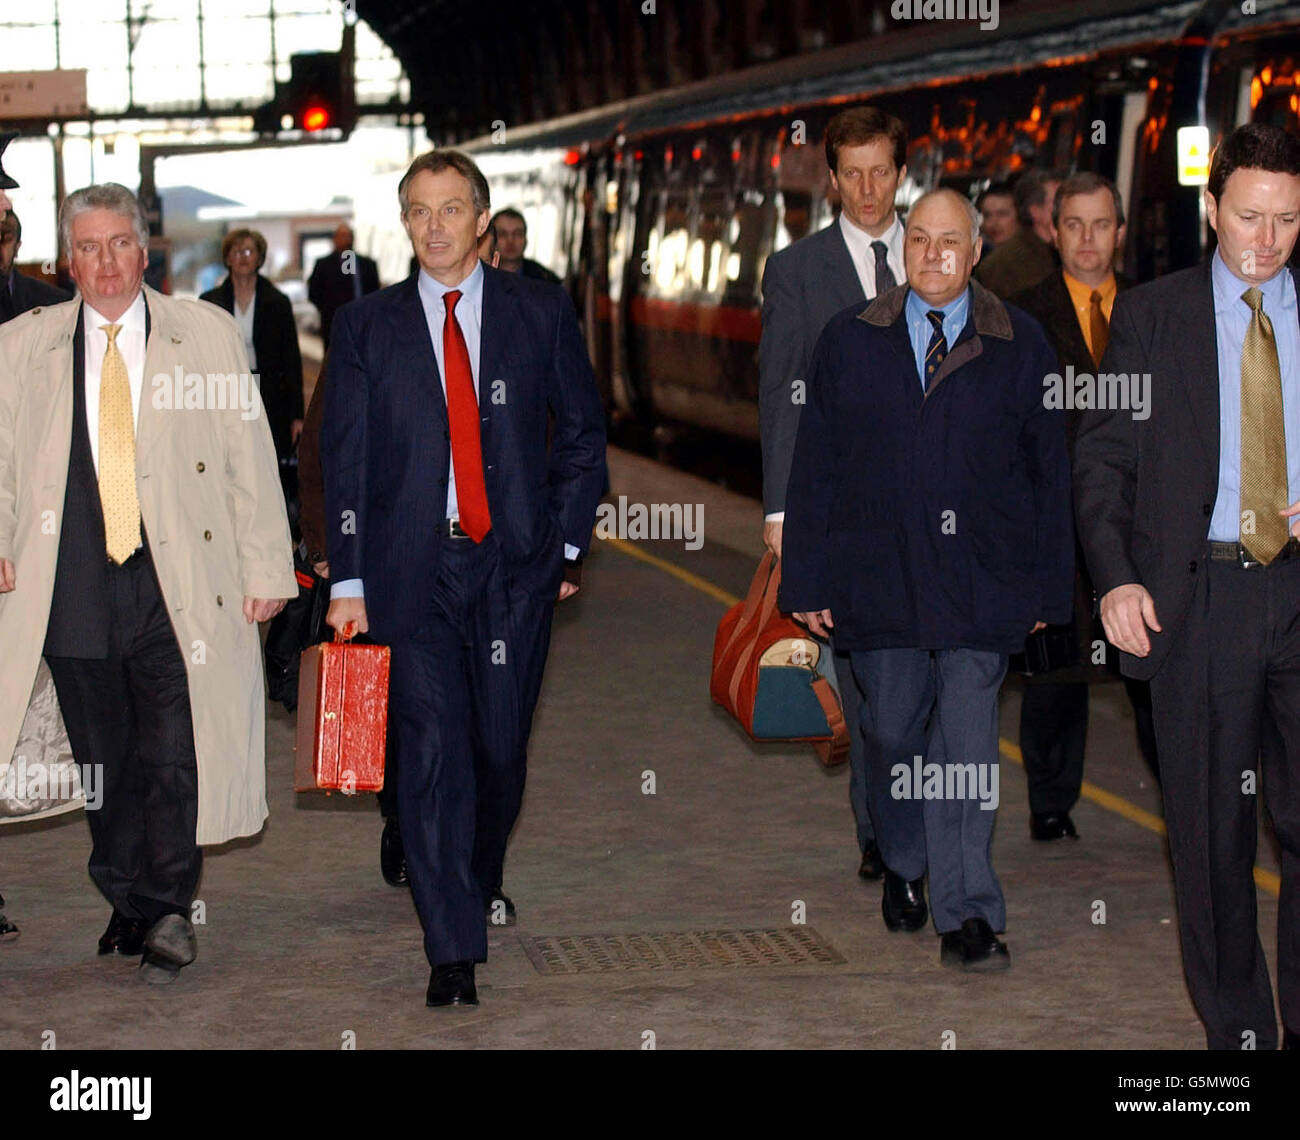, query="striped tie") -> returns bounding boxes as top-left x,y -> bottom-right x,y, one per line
923,310 -> 947,391
98,323 -> 142,563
